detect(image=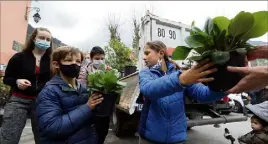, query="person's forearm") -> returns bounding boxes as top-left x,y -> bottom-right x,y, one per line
247,46 -> 268,61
